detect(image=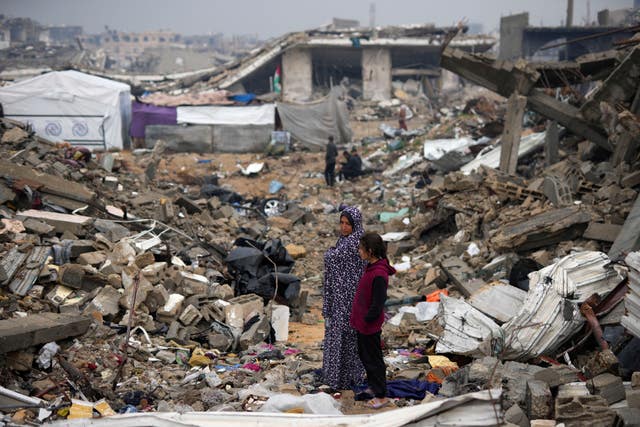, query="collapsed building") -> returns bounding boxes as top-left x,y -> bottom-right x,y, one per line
1,8 -> 640,427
